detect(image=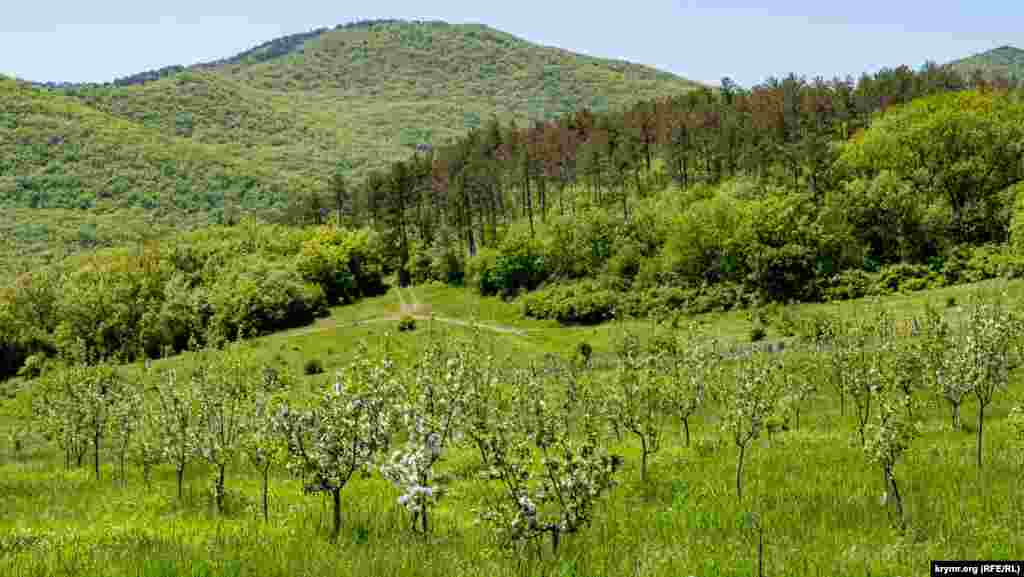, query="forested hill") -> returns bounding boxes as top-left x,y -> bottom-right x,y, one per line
948,45 -> 1024,82
1,20 -> 703,282
49,20 -> 704,183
